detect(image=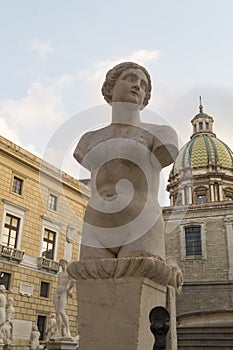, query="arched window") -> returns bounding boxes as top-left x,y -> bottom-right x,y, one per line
195,186 -> 208,204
